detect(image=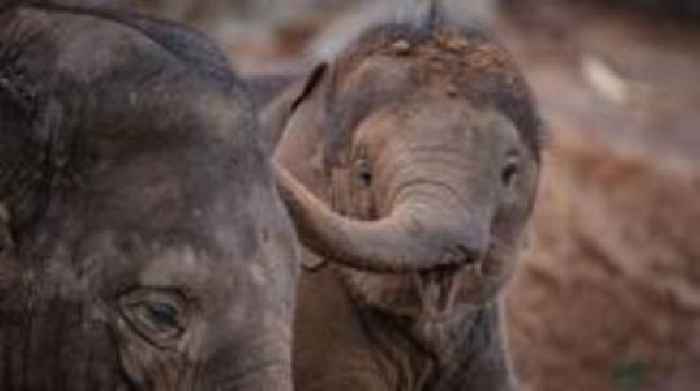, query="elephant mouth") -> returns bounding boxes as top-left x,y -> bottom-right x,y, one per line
340,255 -> 498,323
413,261 -> 483,322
